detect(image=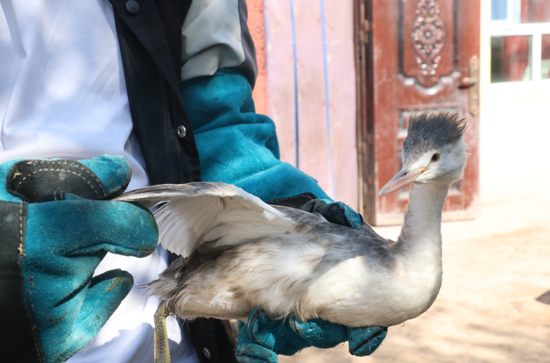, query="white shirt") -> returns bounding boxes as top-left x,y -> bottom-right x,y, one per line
0,1 -> 198,362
